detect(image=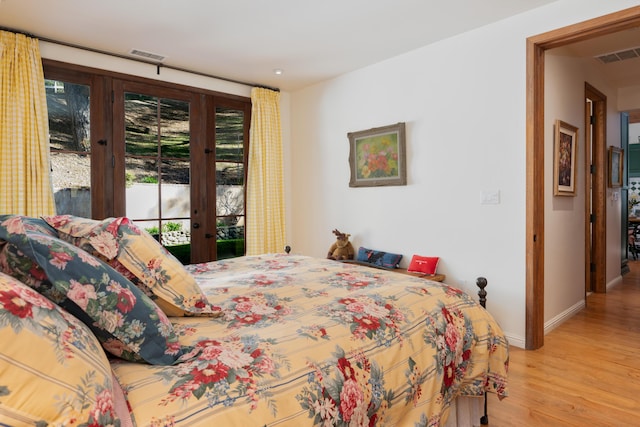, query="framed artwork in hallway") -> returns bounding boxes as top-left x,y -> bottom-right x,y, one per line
608,146 -> 623,188
553,119 -> 578,196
